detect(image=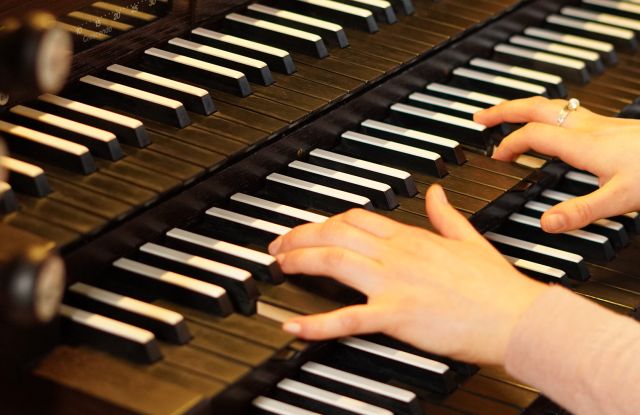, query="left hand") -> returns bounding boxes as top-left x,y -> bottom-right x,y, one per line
268,185 -> 548,366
